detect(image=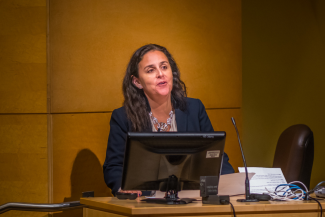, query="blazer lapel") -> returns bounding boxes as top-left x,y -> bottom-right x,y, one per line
175,109 -> 187,132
